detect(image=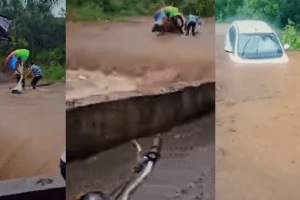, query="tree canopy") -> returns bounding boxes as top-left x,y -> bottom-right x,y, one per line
216,0 -> 300,28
